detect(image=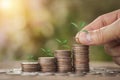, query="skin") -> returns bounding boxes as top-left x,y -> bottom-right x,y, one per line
75,9 -> 120,65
